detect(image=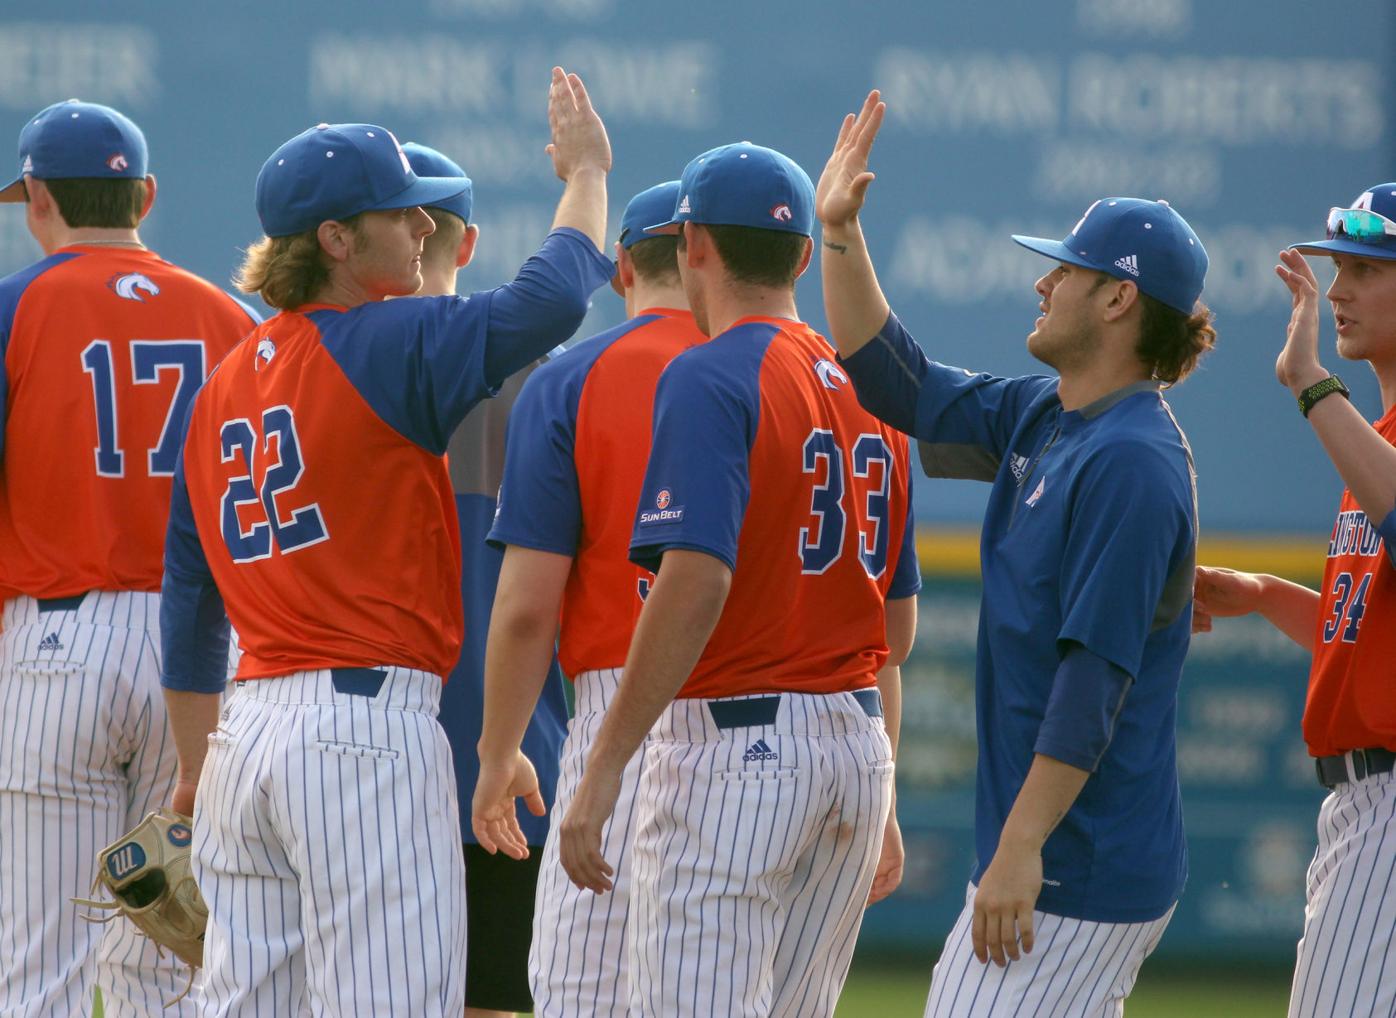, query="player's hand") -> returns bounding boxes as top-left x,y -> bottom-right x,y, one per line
867,809 -> 905,906
558,763 -> 622,894
815,89 -> 885,230
546,66 -> 612,183
1274,249 -> 1330,395
971,841 -> 1041,967
1193,565 -> 1267,634
170,773 -> 199,818
472,749 -> 546,861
